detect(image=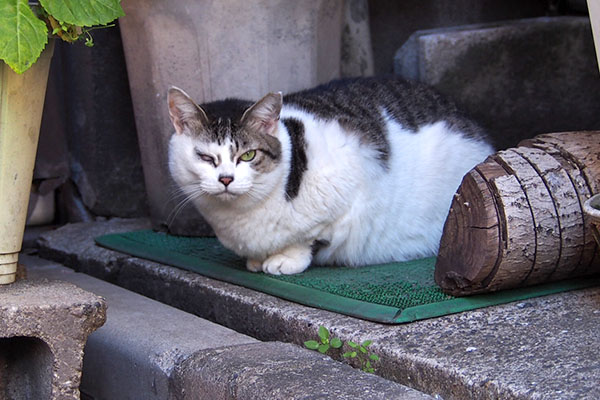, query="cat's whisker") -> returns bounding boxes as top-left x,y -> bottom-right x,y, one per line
166,184 -> 207,227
